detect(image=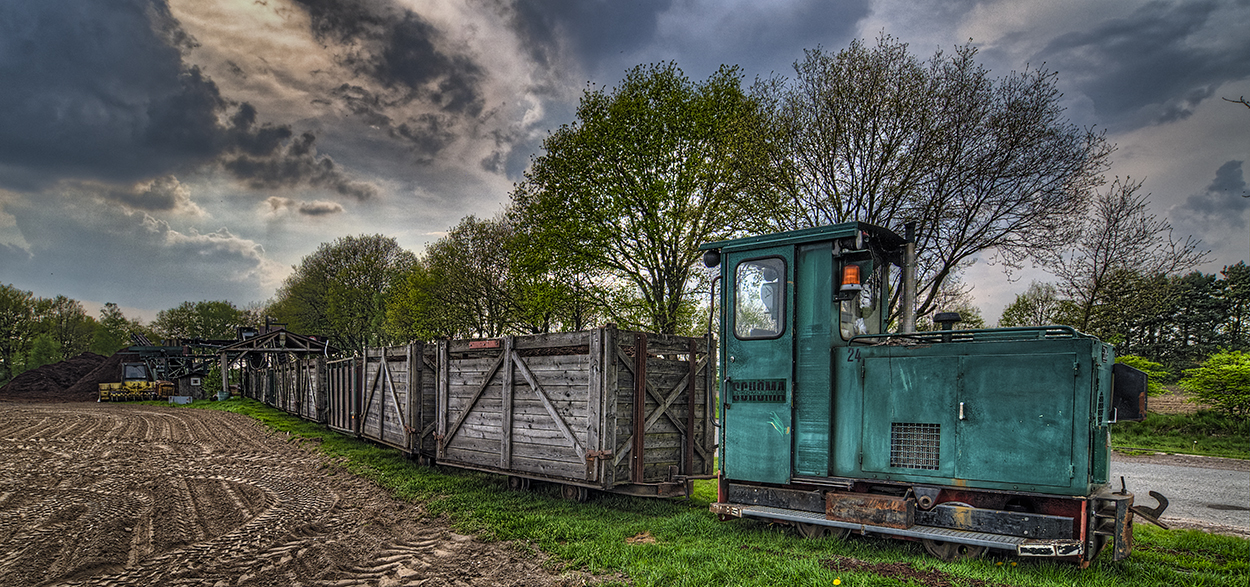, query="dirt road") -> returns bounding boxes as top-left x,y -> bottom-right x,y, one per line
0,403 -> 589,587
